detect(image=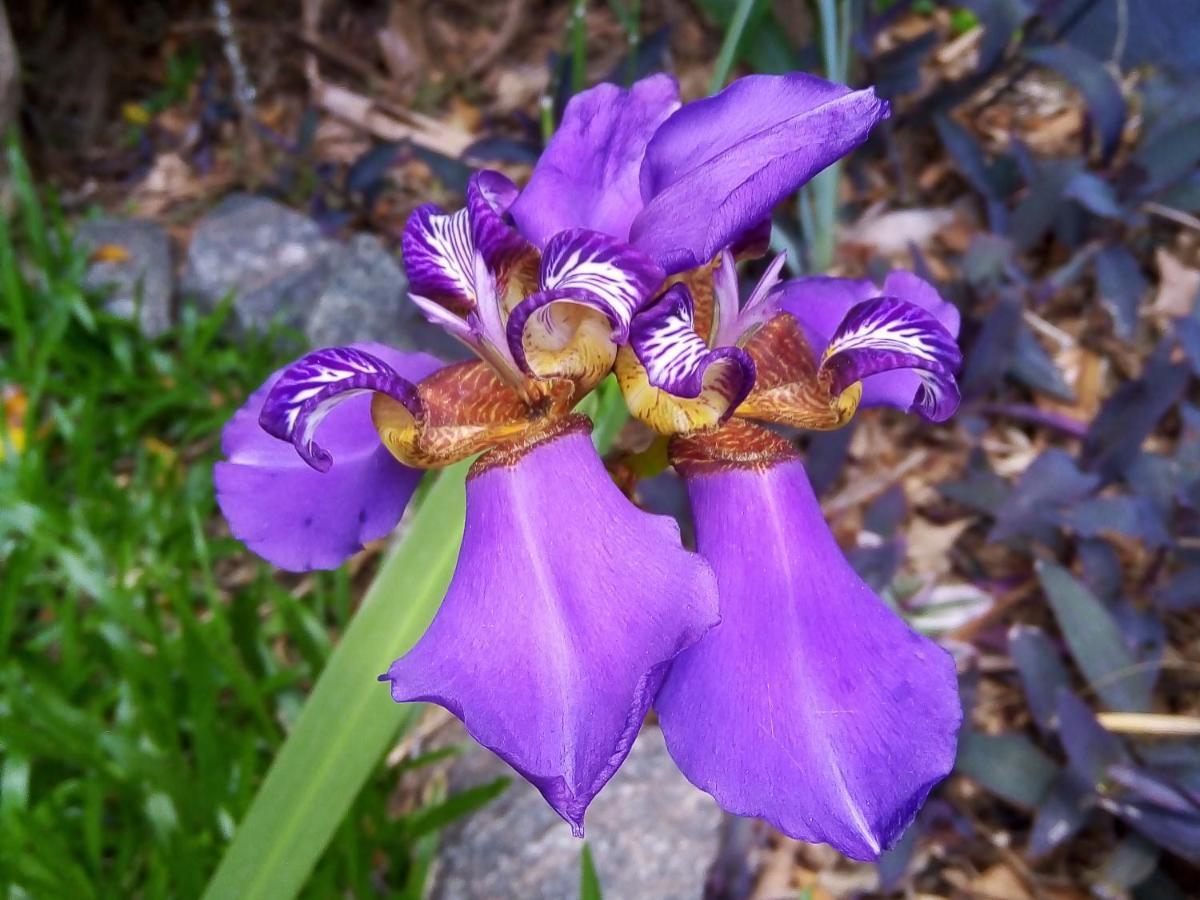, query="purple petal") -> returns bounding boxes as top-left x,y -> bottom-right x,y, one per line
630,283 -> 755,409
506,228 -> 664,373
712,251 -> 790,348
509,75 -> 681,246
466,170 -> 527,275
820,297 -> 962,422
860,271 -> 962,414
215,344 -> 442,572
773,276 -> 878,354
775,272 -> 961,416
258,345 -> 423,471
658,447 -> 961,860
401,204 -> 476,309
381,419 -> 719,834
631,74 -> 889,273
